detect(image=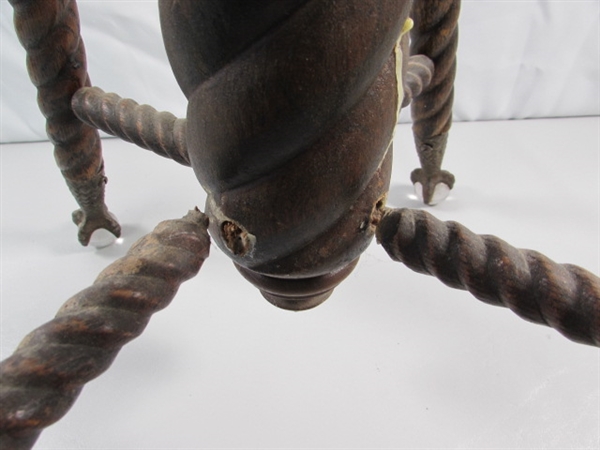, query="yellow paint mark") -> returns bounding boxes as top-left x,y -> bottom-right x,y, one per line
388,17 -> 414,154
